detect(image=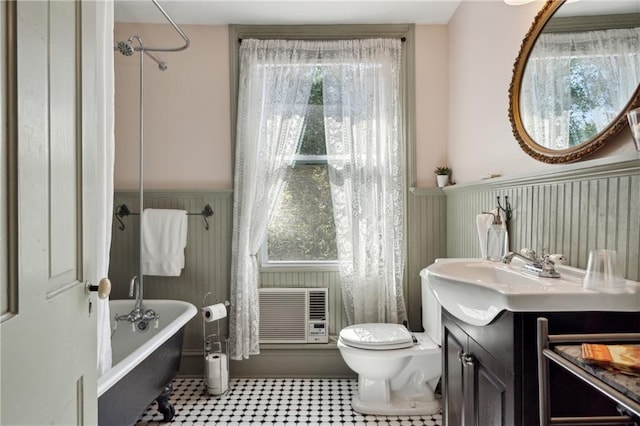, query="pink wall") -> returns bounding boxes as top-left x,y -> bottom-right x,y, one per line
114,24 -> 232,190
114,6 -> 639,189
446,1 -> 637,184
414,25 -> 449,187
114,23 -> 450,190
